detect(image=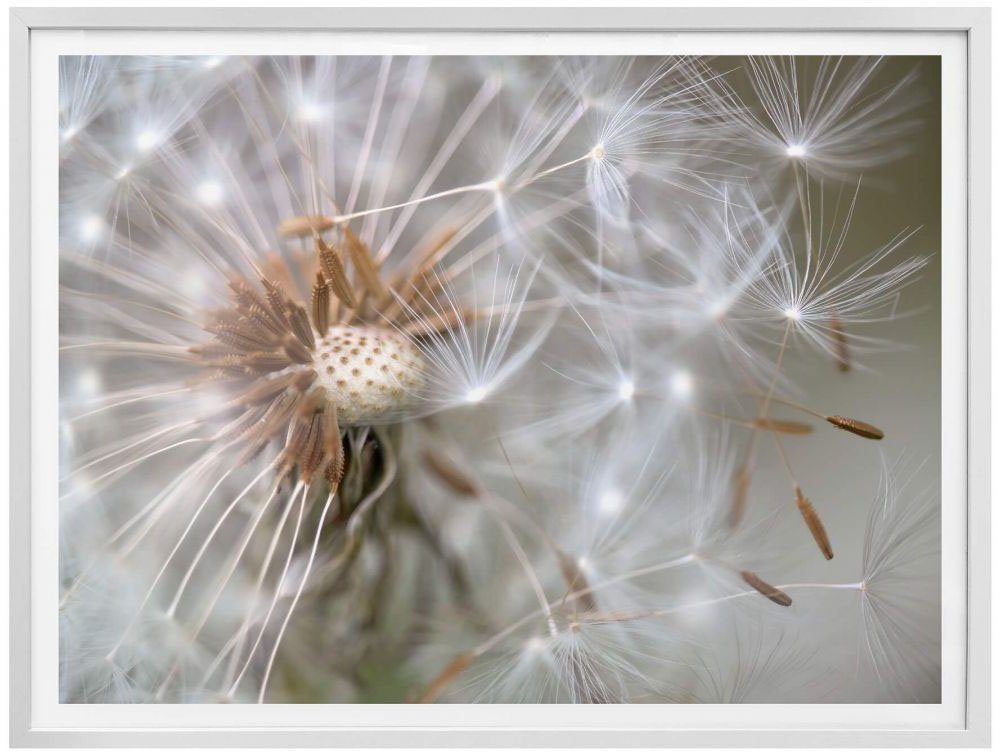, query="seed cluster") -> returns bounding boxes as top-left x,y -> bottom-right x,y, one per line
189,222 -> 446,485
313,325 -> 424,423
